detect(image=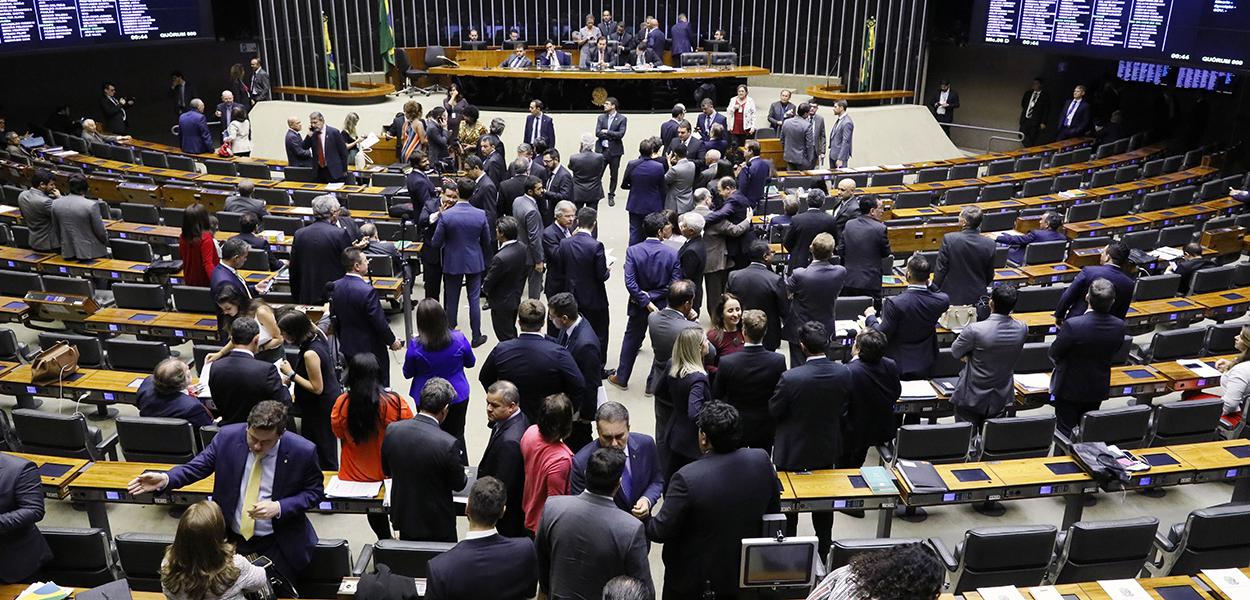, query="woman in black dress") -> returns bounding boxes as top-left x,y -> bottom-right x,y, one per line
654,327 -> 711,484
278,310 -> 343,469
